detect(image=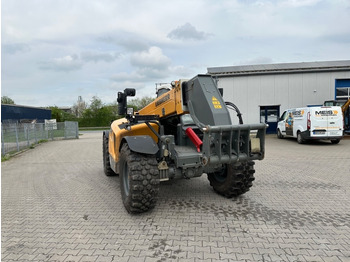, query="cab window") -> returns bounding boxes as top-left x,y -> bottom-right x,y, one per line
279,111 -> 288,121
